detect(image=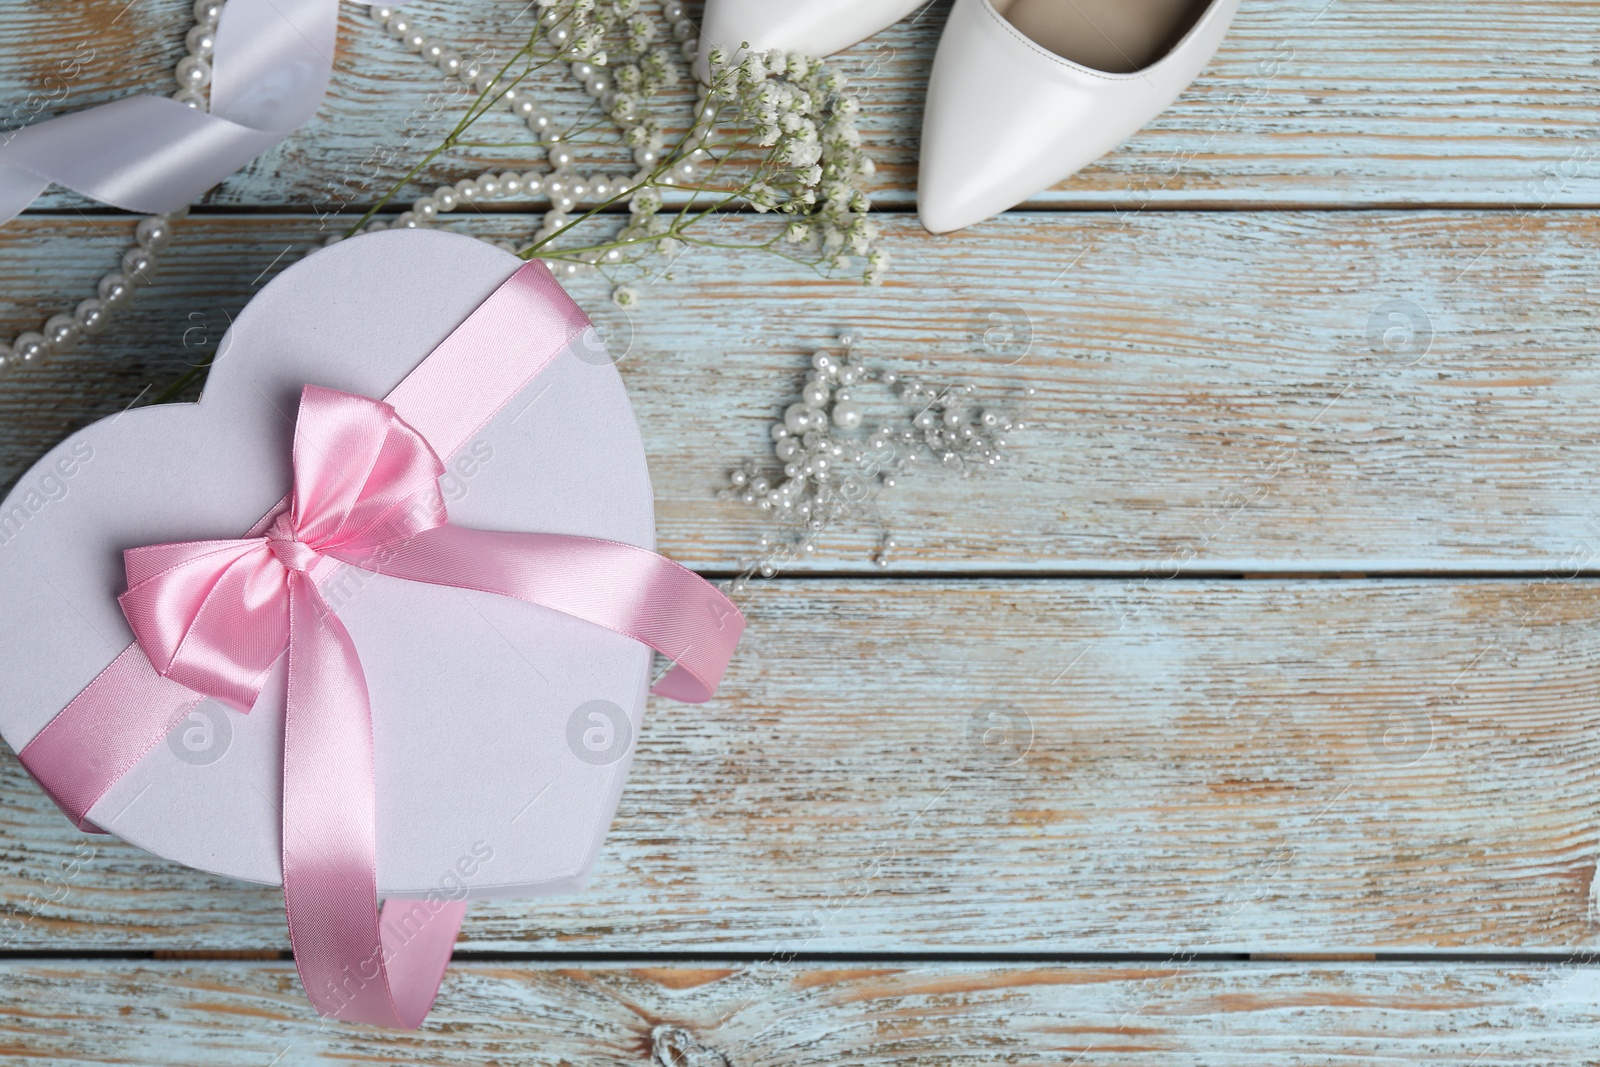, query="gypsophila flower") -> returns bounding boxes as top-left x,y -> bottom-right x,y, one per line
367,6 -> 887,298
612,284 -> 638,307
